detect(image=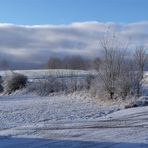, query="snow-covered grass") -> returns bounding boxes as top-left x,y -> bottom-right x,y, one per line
0,92 -> 148,147
0,91 -> 123,130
